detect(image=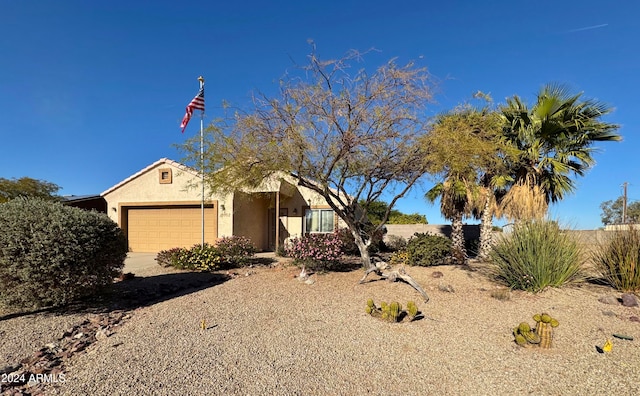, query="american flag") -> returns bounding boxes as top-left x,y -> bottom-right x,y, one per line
180,86 -> 205,133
